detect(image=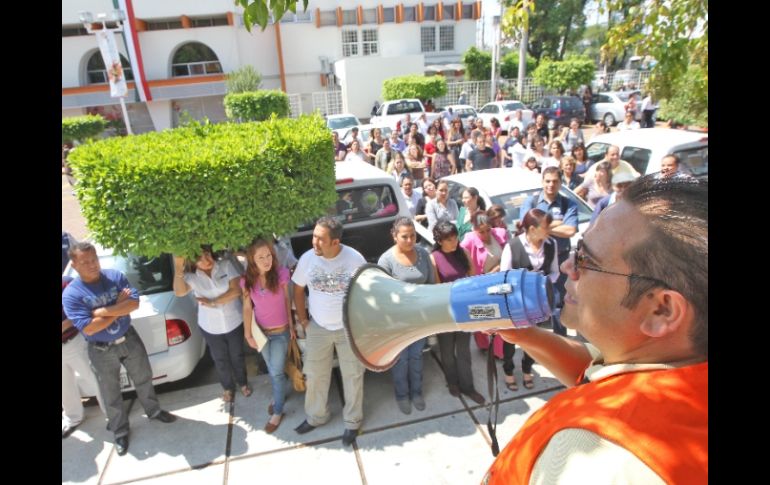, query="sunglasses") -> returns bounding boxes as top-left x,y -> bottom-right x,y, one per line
572,238 -> 670,289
